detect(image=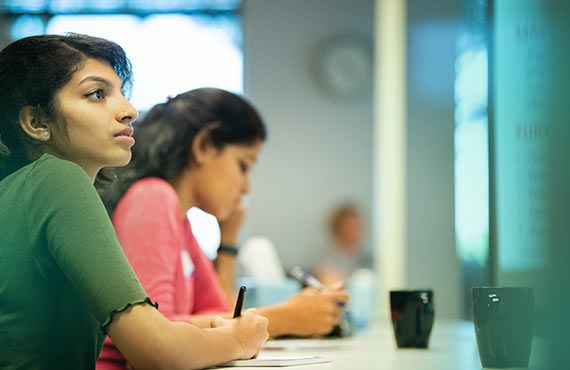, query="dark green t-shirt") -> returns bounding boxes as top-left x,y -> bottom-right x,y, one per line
0,154 -> 149,370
